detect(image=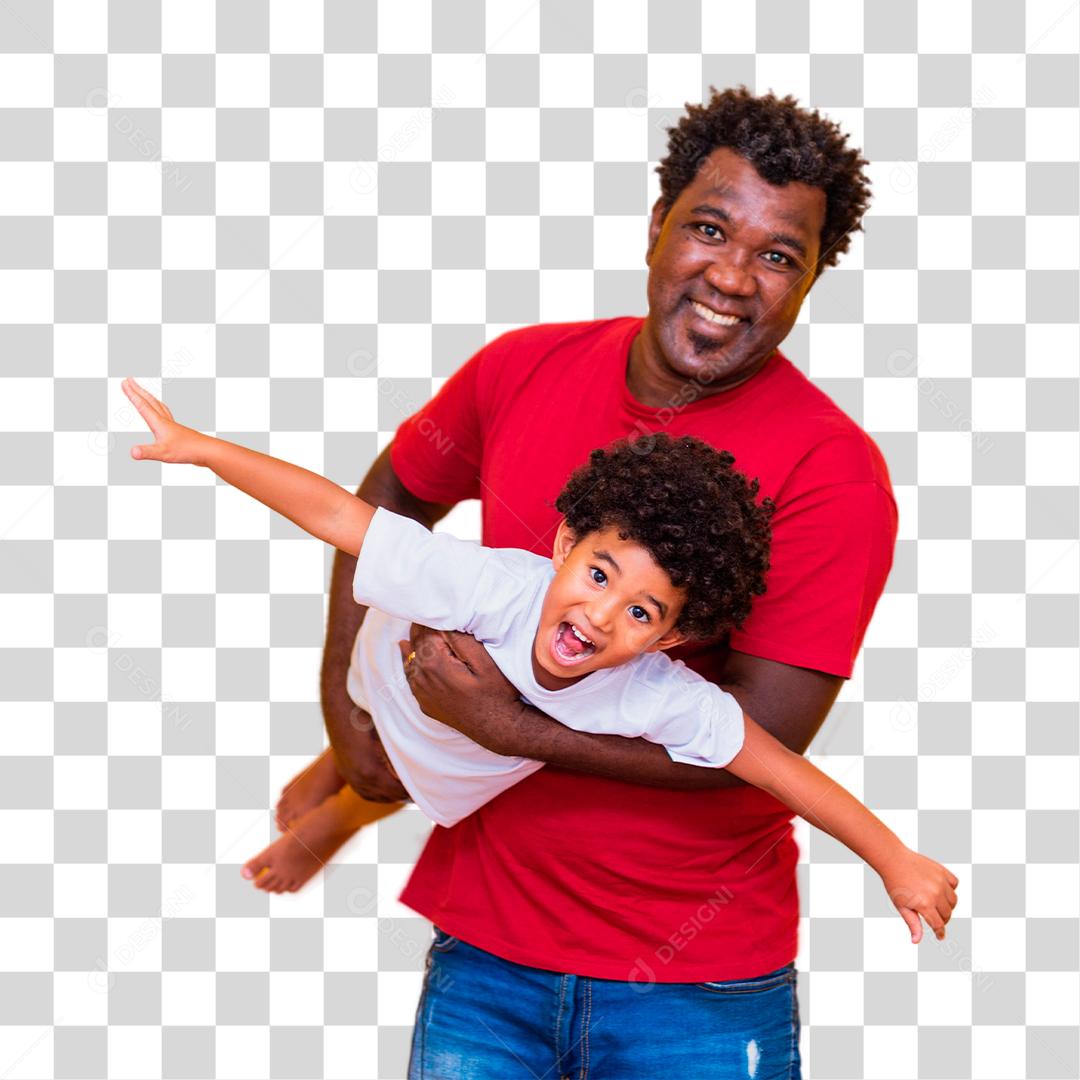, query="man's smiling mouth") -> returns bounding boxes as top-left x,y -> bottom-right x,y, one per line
688,297 -> 748,328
